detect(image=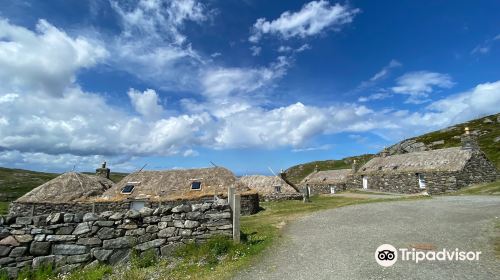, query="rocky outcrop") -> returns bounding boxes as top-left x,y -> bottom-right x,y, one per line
0,201 -> 233,278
